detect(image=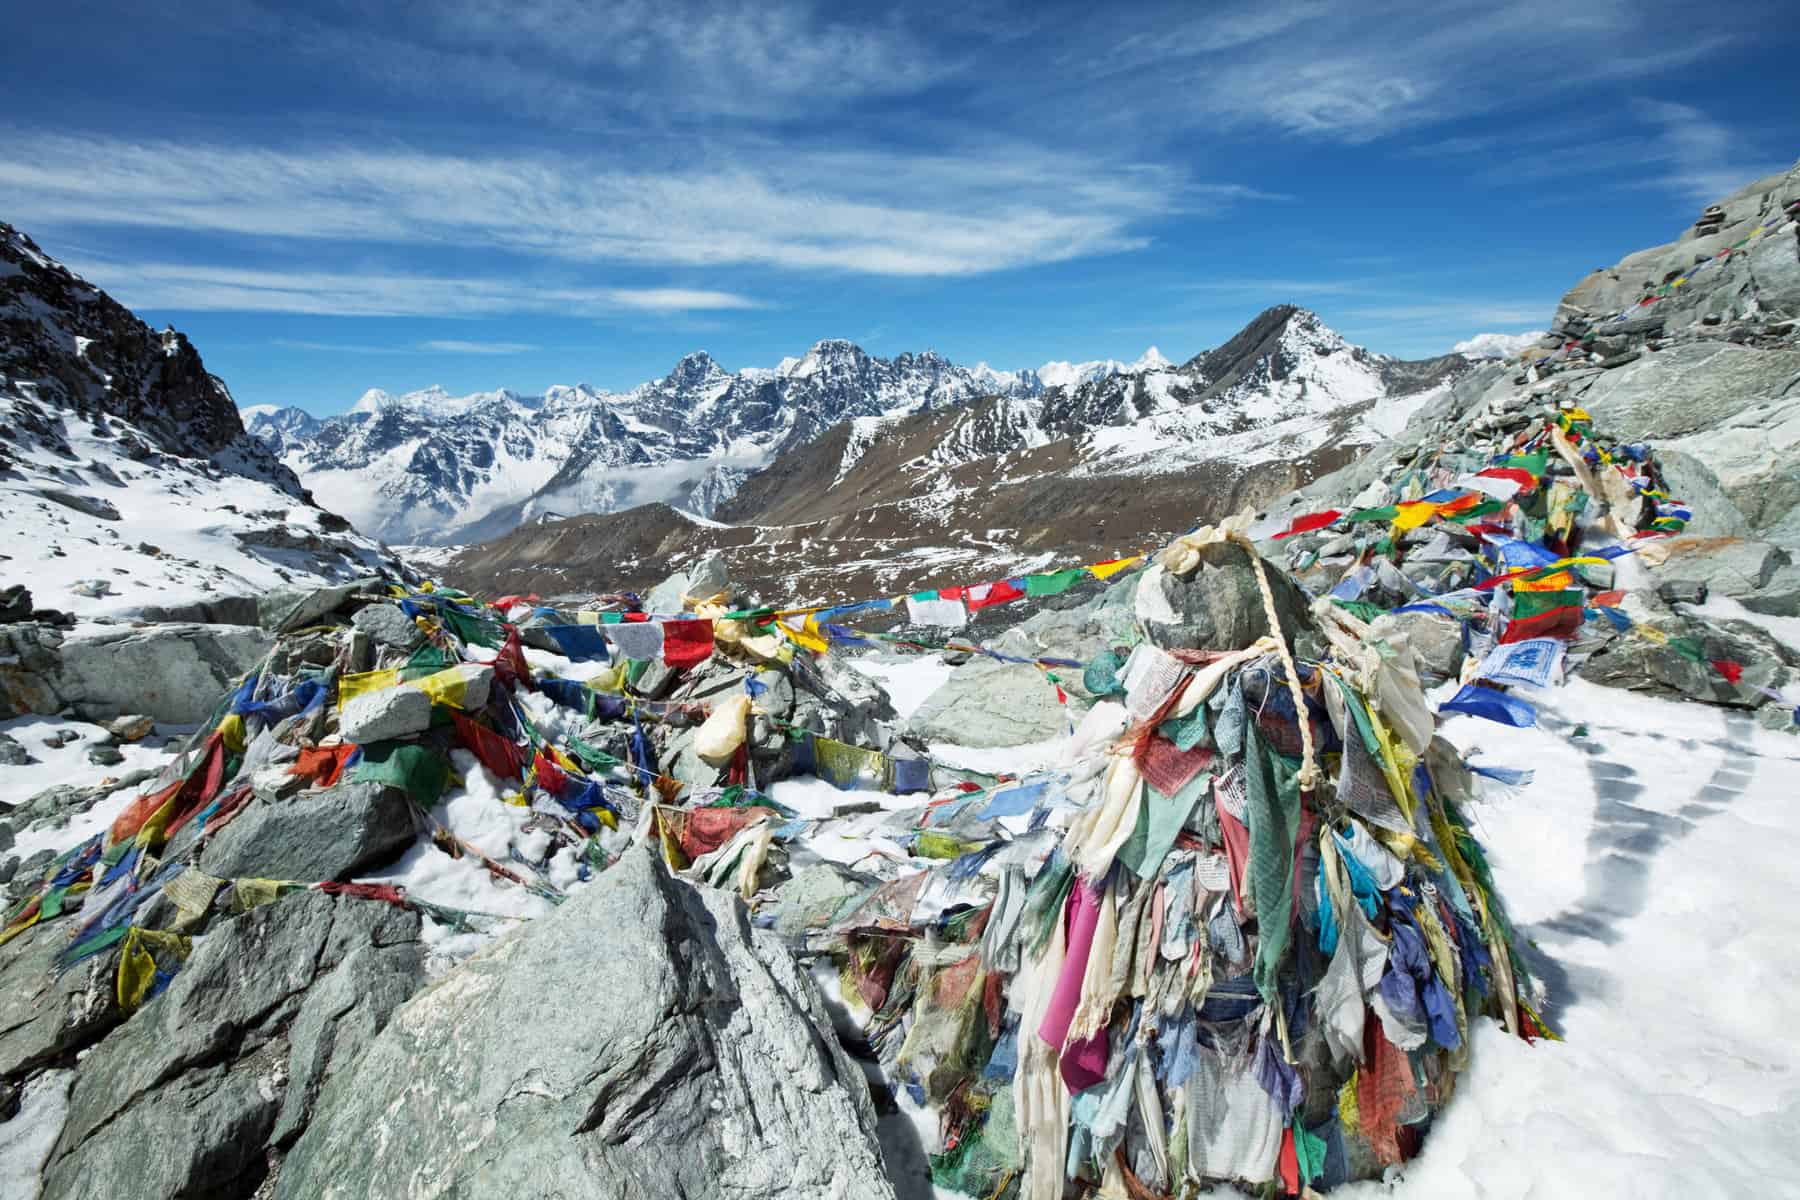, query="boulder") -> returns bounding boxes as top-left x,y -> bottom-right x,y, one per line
54,623 -> 274,723
1137,545 -> 1315,655
1369,610 -> 1466,683
1644,536 -> 1790,598
350,602 -> 422,650
0,731 -> 33,766
278,848 -> 893,1200
0,920 -> 123,1078
263,576 -> 383,634
337,684 -> 432,743
198,781 -> 415,883
908,657 -> 1079,748
0,584 -> 31,622
40,891 -> 424,1200
1580,610 -> 1799,709
103,714 -> 155,742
